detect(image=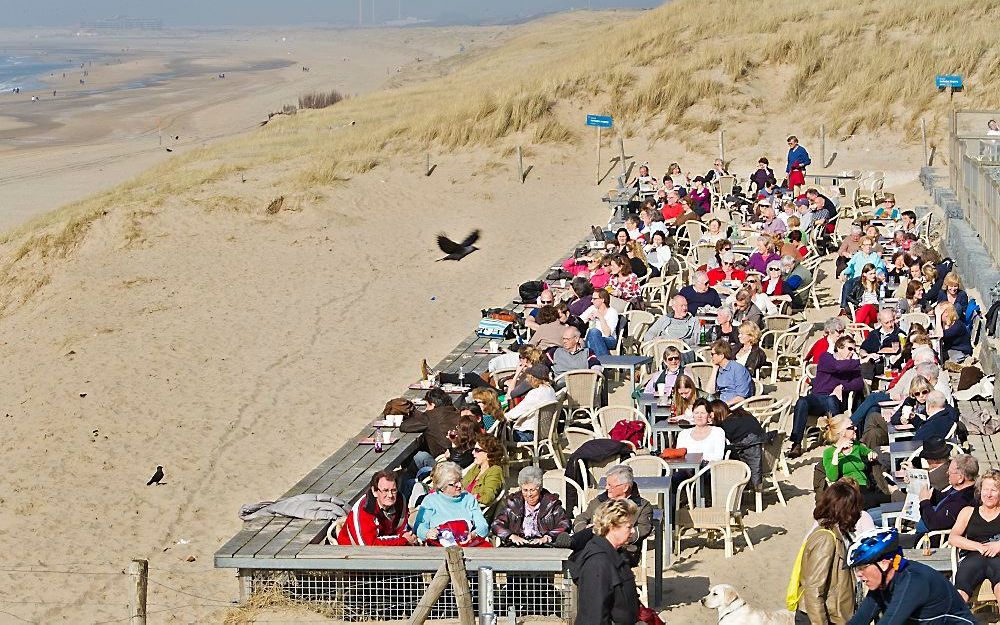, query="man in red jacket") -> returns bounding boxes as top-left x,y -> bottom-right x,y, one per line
337,471 -> 418,546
